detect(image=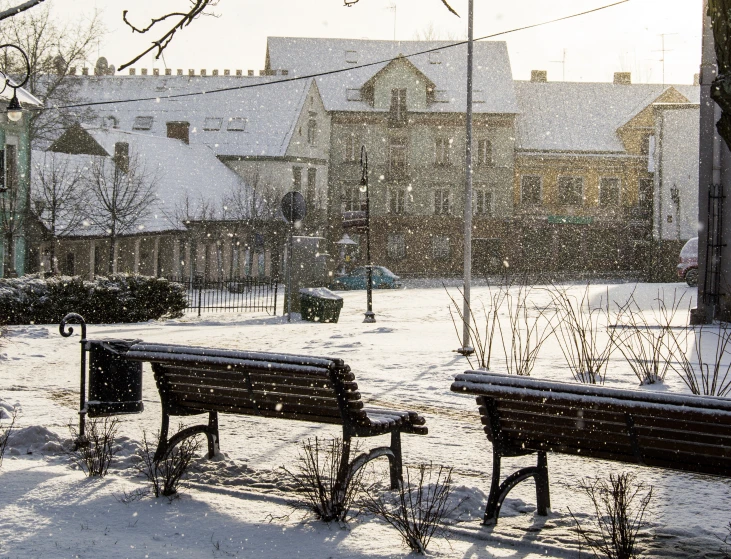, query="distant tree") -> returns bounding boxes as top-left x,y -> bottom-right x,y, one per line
412,22 -> 464,41
169,193 -> 223,280
85,150 -> 157,274
0,1 -> 105,148
31,151 -> 84,273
